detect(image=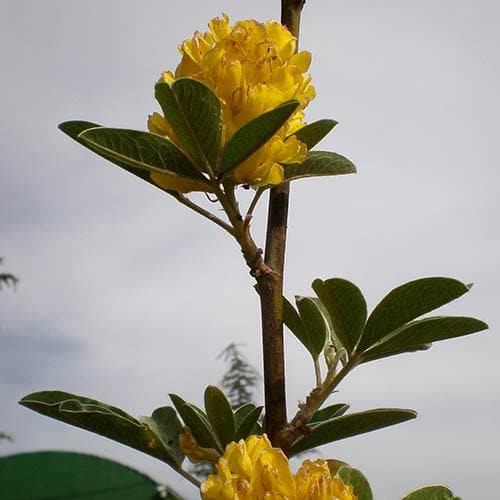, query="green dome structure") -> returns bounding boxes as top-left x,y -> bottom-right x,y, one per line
0,451 -> 181,499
